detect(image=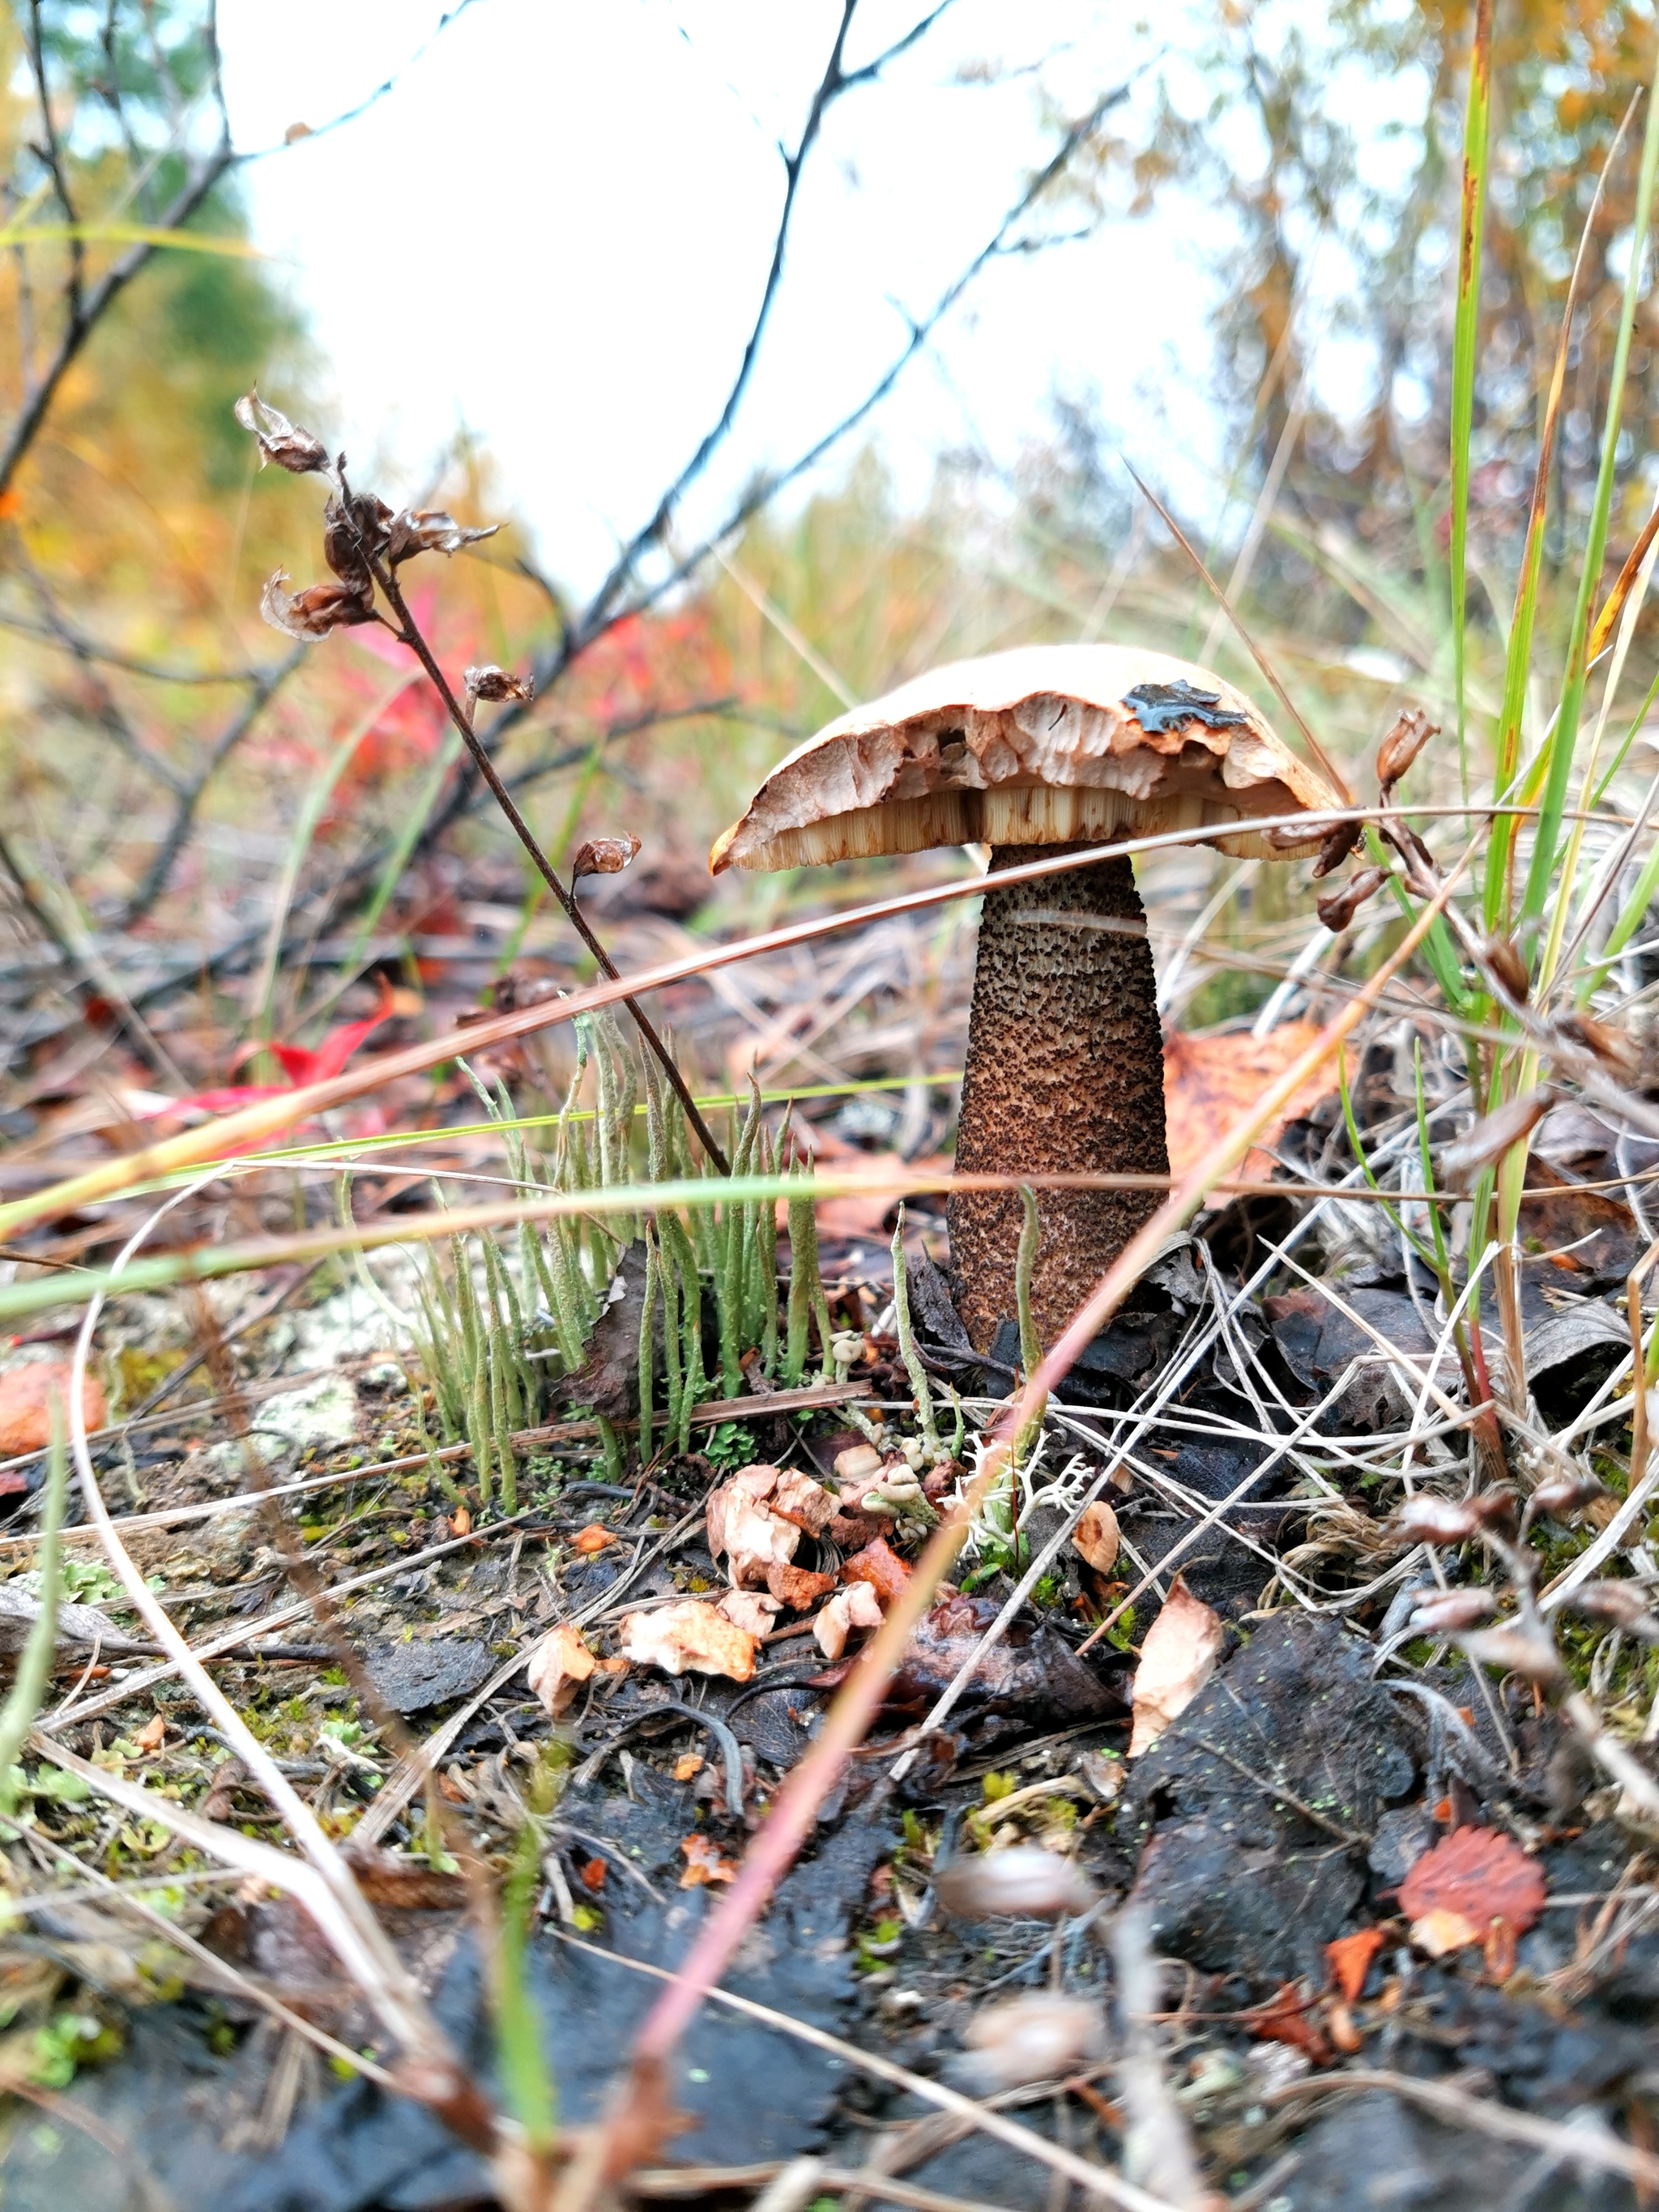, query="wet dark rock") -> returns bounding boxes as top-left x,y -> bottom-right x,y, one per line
363,1635 -> 493,1714
1368,1803 -> 1435,1886
1278,2087 -> 1630,2211
1265,1284 -> 1438,1432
